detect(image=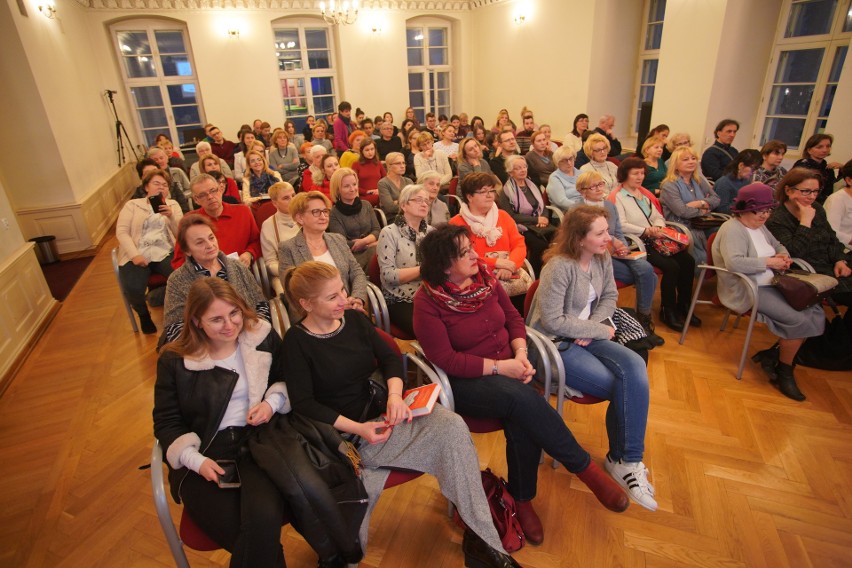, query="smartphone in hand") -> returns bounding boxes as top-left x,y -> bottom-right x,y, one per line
215,460 -> 241,489
148,194 -> 165,213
